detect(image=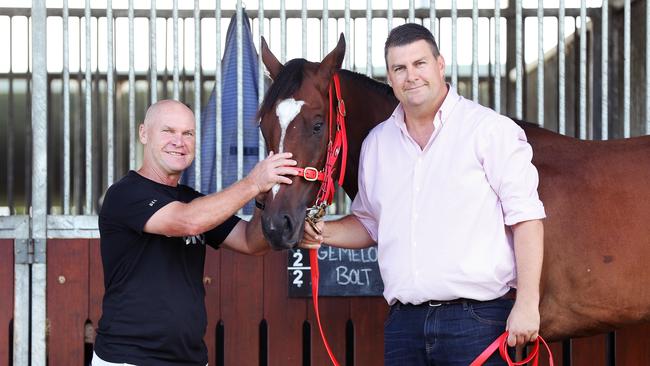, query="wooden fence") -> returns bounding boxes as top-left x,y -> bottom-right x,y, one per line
2,238 -> 649,365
